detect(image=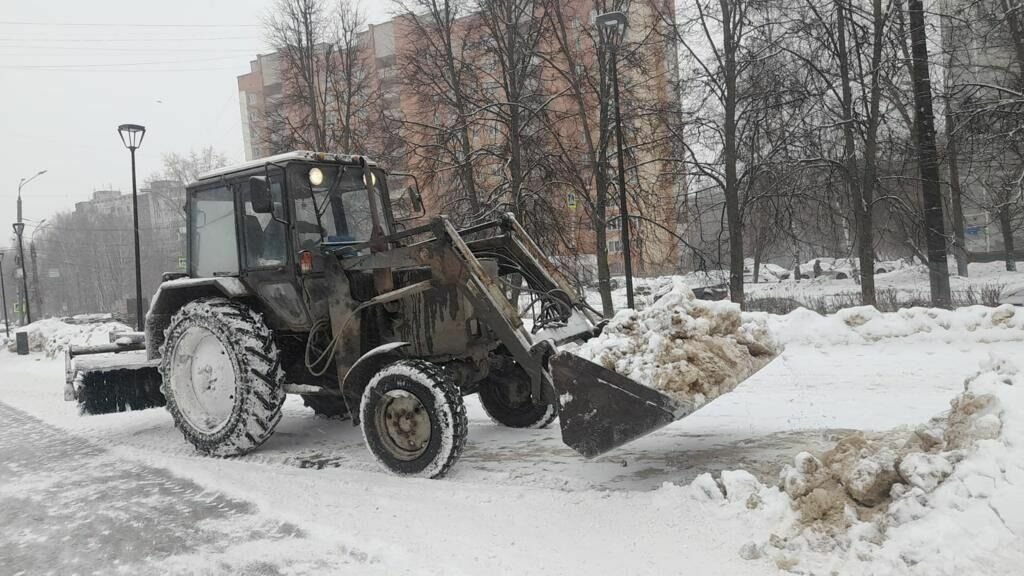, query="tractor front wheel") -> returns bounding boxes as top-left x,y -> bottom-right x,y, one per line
159,298 -> 286,457
360,360 -> 467,478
